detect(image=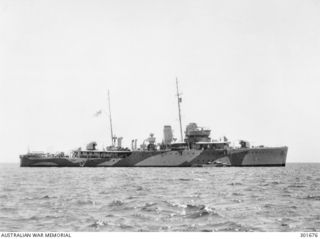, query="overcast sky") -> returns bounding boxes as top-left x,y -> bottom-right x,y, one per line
1,0 -> 320,163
